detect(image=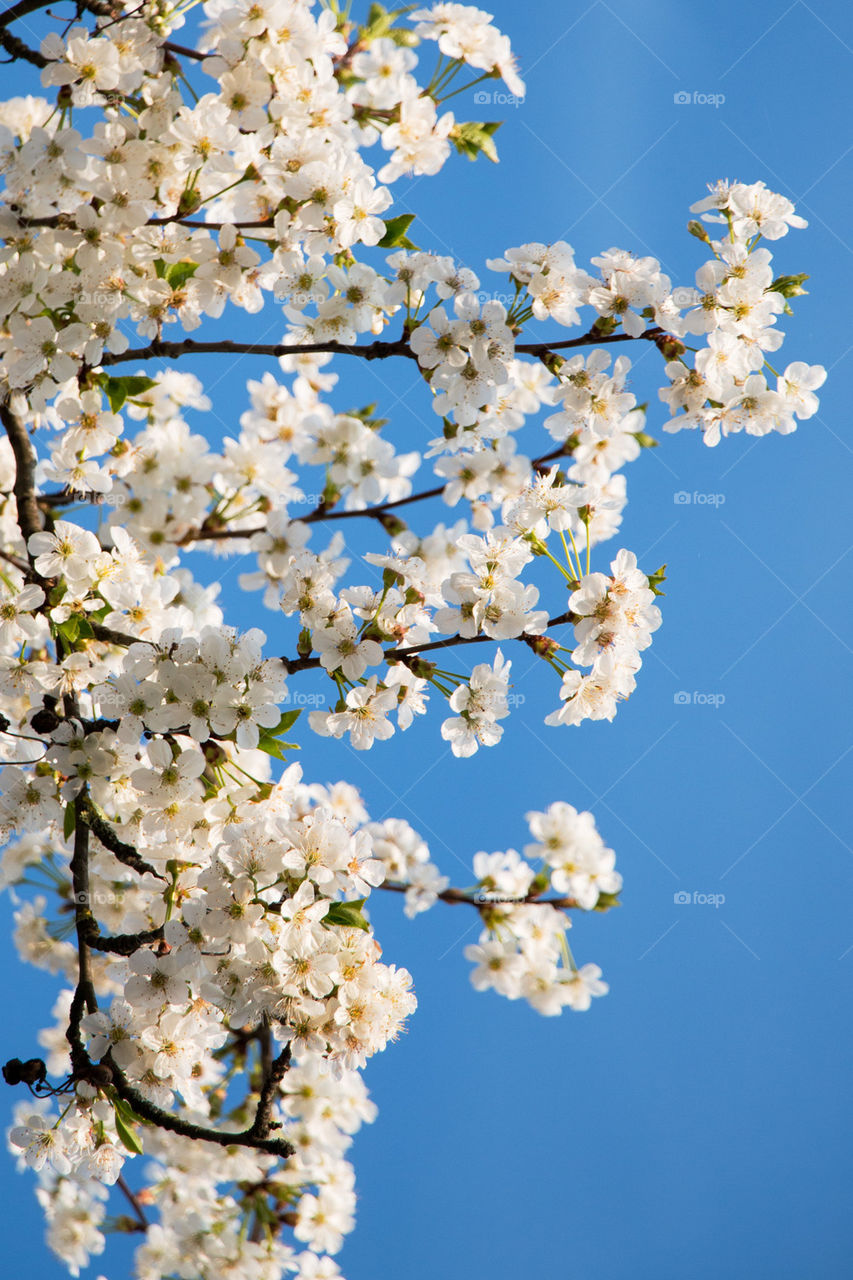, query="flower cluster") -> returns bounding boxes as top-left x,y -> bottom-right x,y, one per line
661,180 -> 826,445
462,803 -> 618,1014
546,550 -> 661,727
